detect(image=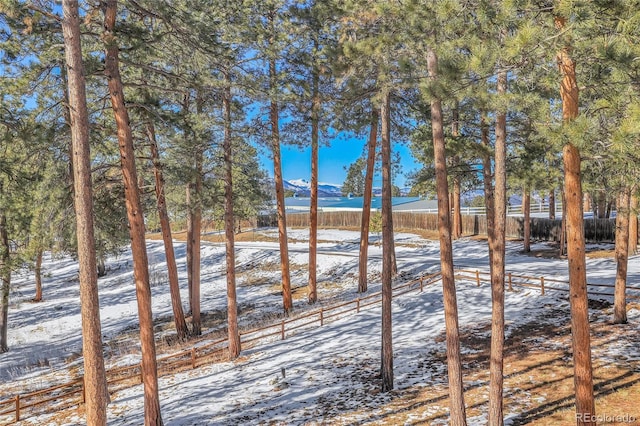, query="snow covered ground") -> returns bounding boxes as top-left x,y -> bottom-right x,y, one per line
2,229 -> 639,425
